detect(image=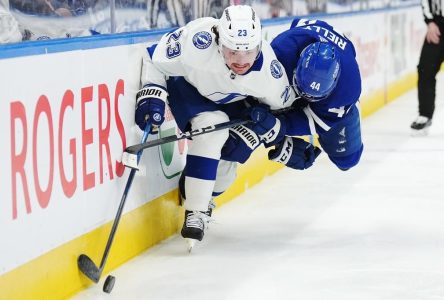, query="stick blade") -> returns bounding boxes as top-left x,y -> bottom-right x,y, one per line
186,239 -> 196,253
78,254 -> 101,283
121,151 -> 139,169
